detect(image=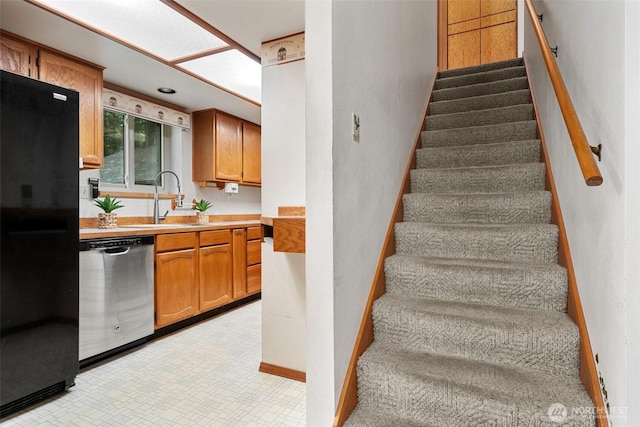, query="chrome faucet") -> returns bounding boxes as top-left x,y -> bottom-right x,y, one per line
153,170 -> 183,224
